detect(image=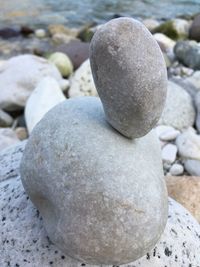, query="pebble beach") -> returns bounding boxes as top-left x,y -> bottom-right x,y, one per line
0,2 -> 200,267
